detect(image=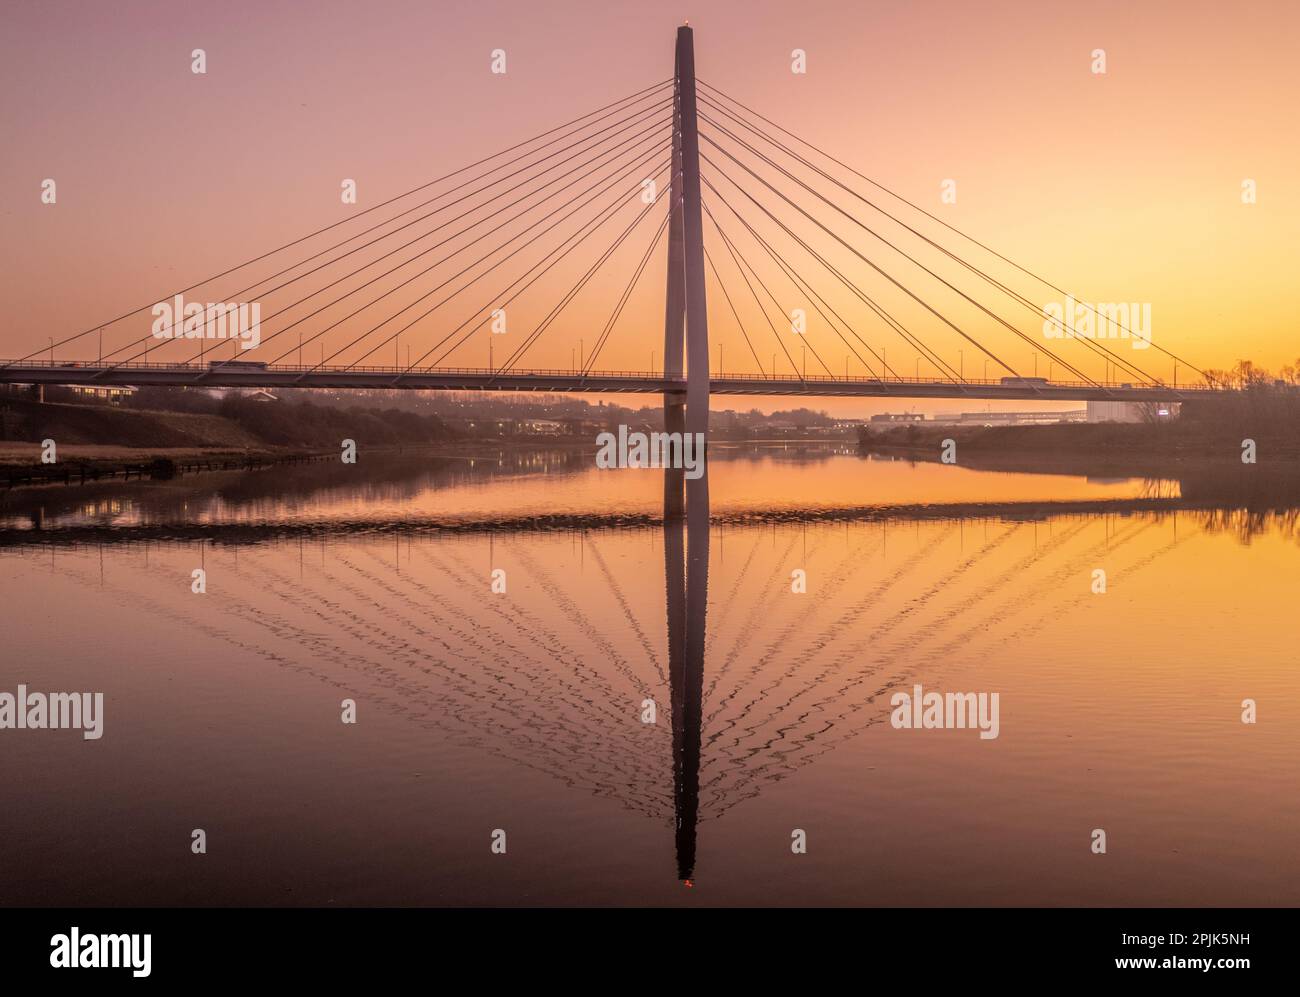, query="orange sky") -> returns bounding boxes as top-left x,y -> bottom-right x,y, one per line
3,0 -> 1297,416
